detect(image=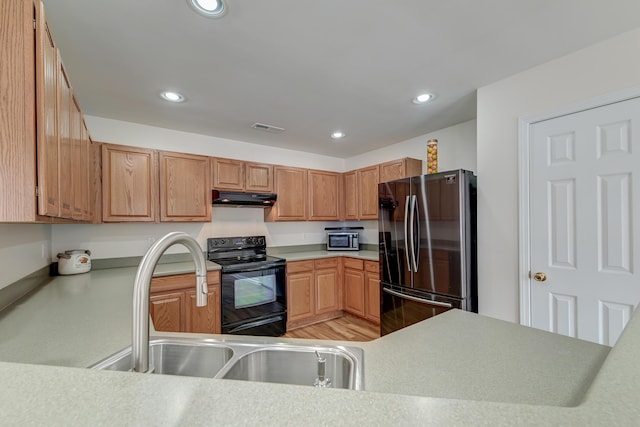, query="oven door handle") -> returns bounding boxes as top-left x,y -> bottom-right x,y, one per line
225,315 -> 285,334
223,263 -> 284,273
383,287 -> 453,308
